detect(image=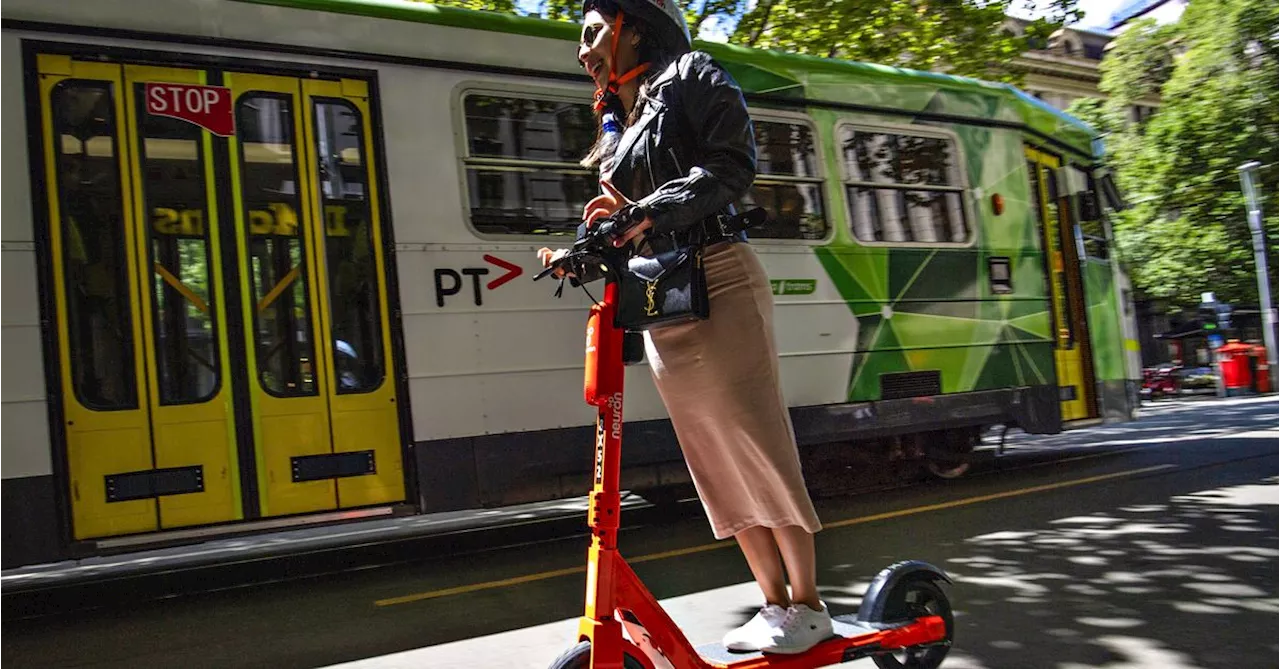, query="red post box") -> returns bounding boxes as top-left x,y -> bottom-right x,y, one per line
1249,344 -> 1271,393
1217,341 -> 1262,395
